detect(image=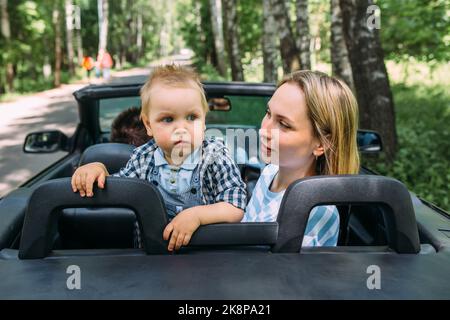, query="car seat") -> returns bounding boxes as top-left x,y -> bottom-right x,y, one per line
58,143 -> 137,249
